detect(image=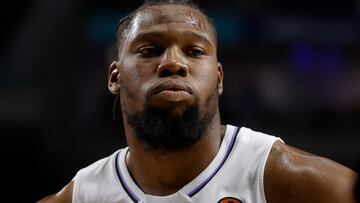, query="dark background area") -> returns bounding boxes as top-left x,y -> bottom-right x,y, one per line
1,0 -> 359,202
